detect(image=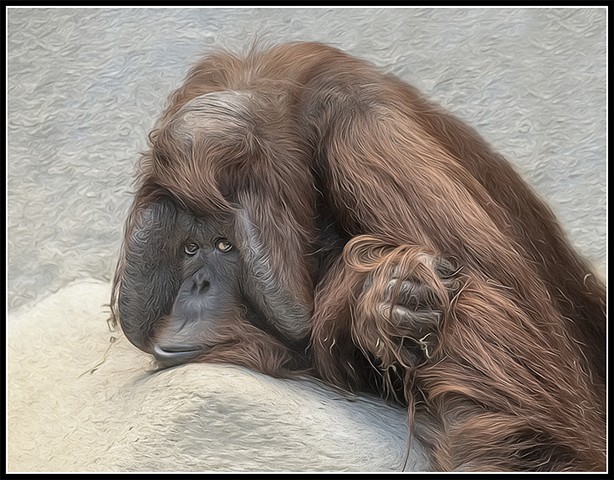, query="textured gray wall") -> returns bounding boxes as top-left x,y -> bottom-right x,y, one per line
7,8 -> 606,313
